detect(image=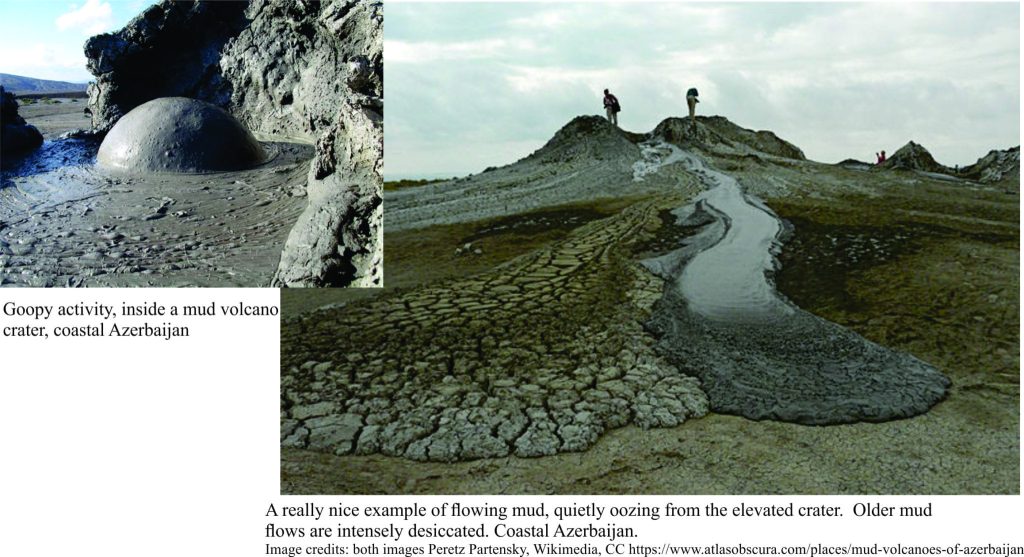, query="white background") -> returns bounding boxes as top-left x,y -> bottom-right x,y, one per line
1,288 -> 1021,556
